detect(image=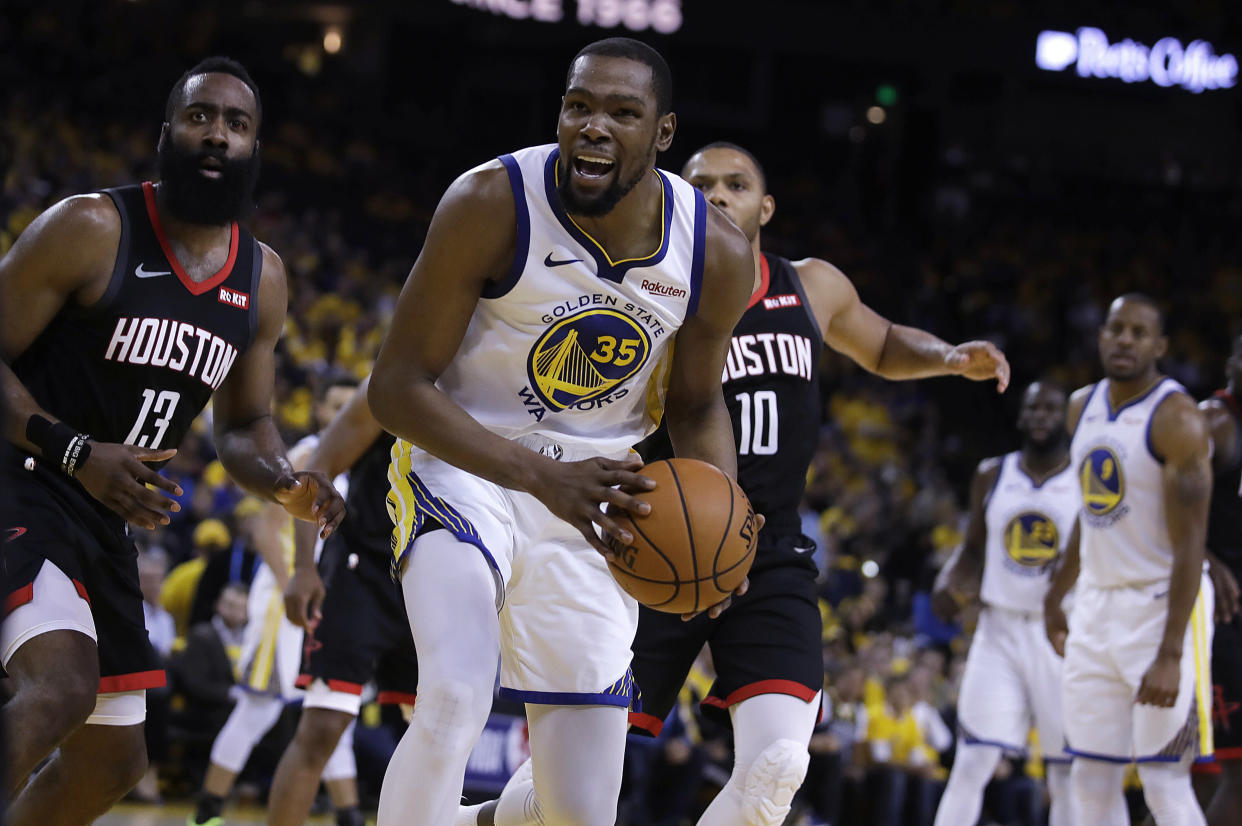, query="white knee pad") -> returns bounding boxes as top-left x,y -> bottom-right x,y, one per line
410,679 -> 486,757
739,738 -> 810,826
